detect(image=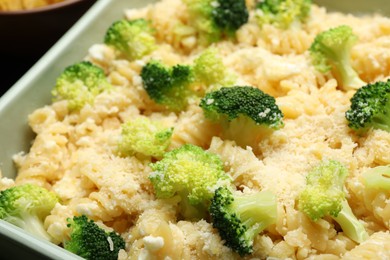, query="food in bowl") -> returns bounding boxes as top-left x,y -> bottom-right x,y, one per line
1,0 -> 390,259
0,0 -> 64,11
